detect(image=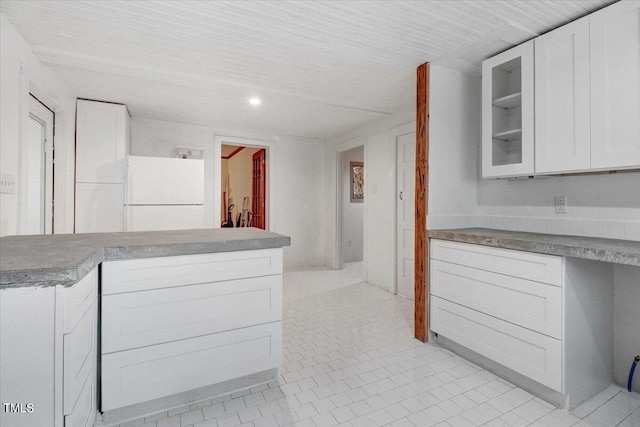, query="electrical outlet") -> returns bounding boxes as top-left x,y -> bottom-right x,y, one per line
554,196 -> 567,214
0,174 -> 16,194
